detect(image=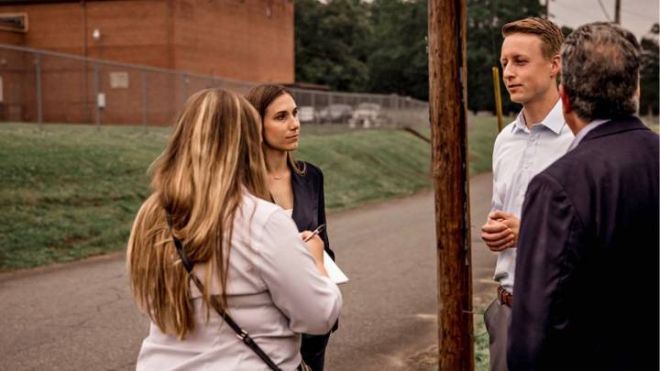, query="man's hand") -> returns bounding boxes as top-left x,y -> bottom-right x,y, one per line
480,210 -> 520,251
